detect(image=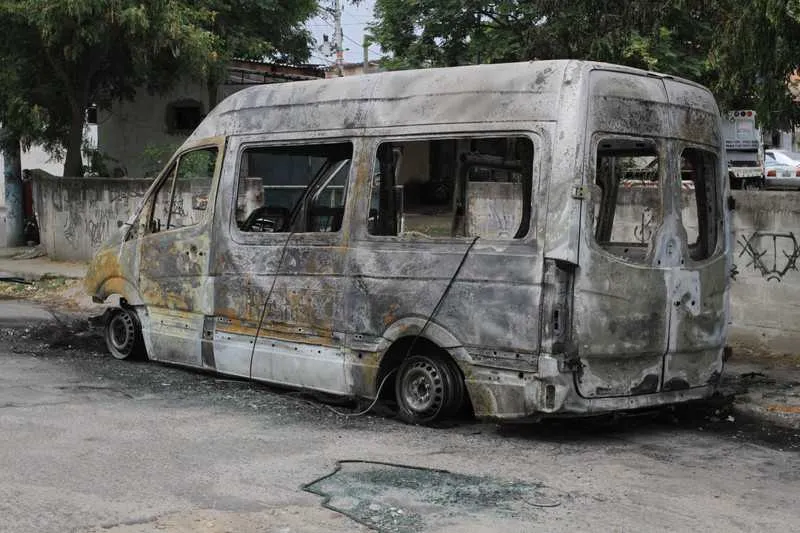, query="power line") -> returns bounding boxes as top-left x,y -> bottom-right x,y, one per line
342,32 -> 382,57
309,12 -> 382,59
310,54 -> 336,65
307,22 -> 369,28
